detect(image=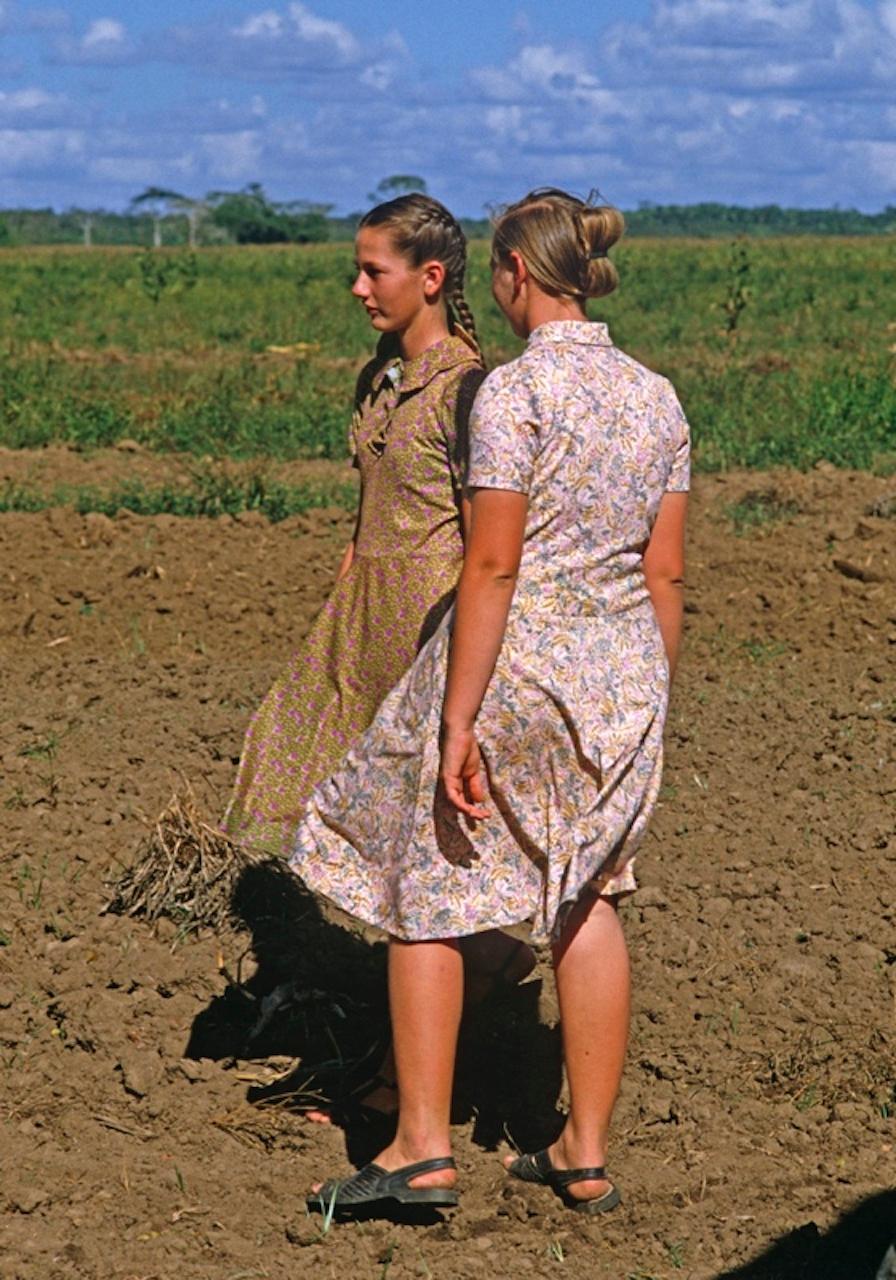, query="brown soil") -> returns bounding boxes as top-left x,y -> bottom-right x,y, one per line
1,456 -> 893,1280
